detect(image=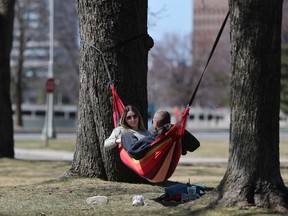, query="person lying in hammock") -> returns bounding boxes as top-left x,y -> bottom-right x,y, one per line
121,110 -> 200,160
104,105 -> 151,150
